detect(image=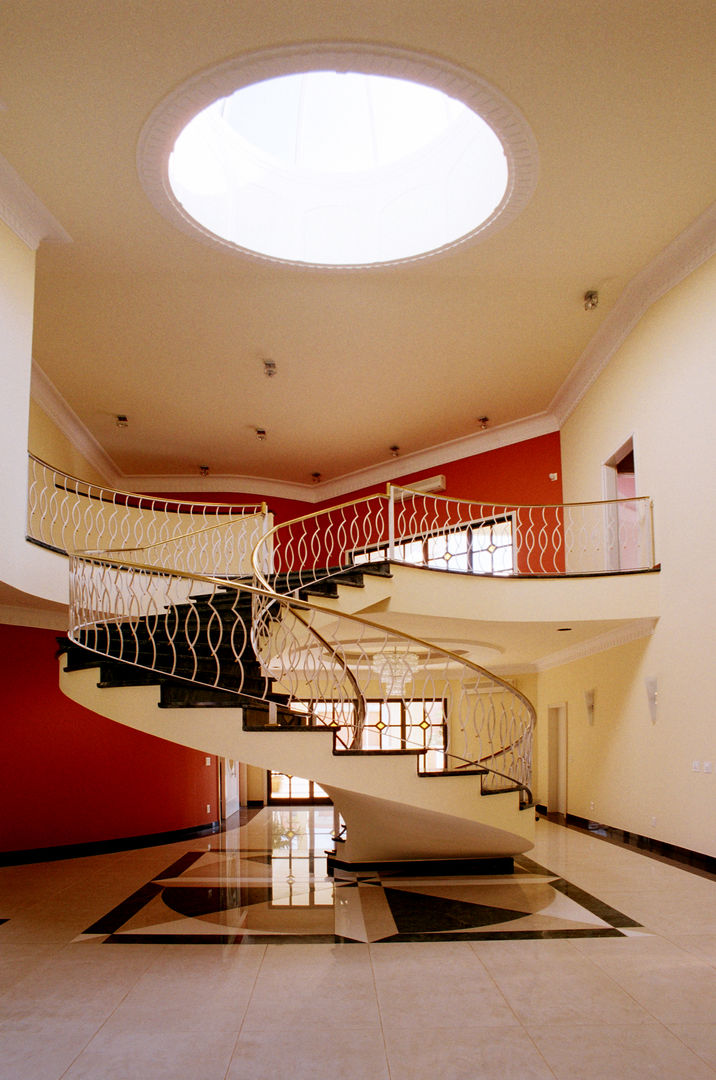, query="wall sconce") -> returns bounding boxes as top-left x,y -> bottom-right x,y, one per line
255,428 -> 267,441
583,290 -> 599,310
584,688 -> 595,725
645,676 -> 658,723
